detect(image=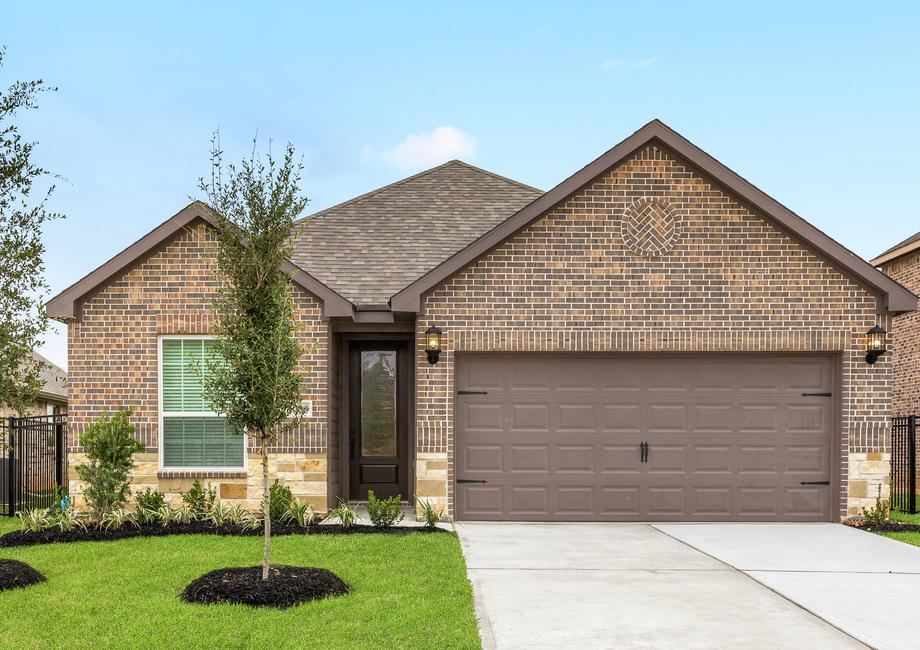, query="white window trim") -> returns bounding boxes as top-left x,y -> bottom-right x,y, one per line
158,335 -> 248,472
